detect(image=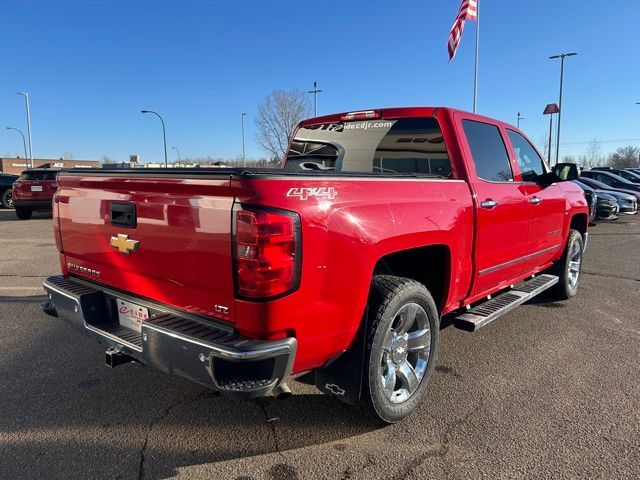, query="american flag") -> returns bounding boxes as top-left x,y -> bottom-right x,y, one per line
447,0 -> 478,61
